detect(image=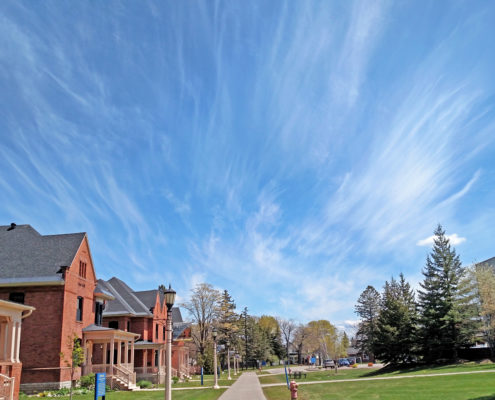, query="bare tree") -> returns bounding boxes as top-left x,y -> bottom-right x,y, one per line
181,283 -> 221,358
277,317 -> 296,363
293,324 -> 310,364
